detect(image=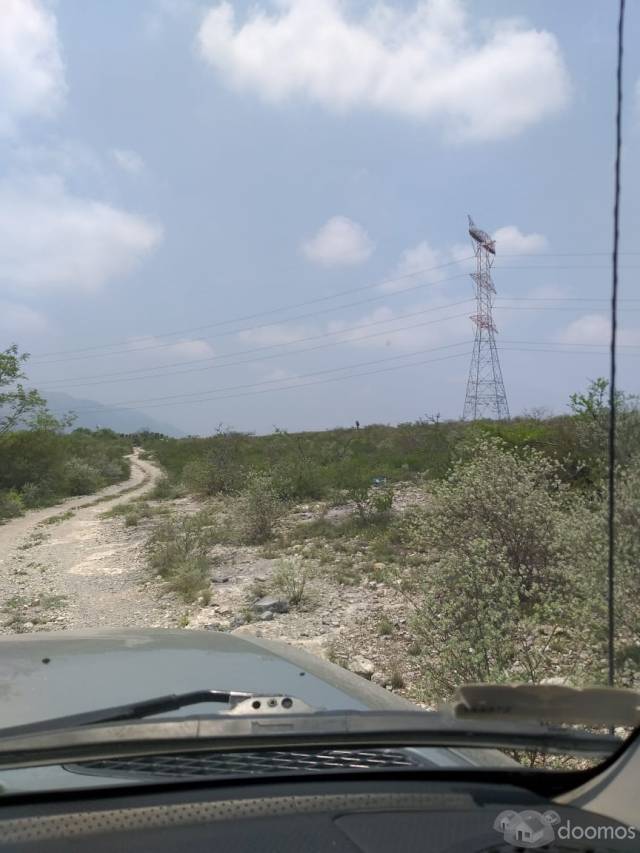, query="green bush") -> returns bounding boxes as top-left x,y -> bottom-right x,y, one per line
237,472 -> 284,544
99,458 -> 129,482
270,557 -> 309,605
342,477 -> 394,525
0,490 -> 24,521
148,476 -> 184,500
146,509 -> 217,600
162,556 -> 211,601
124,504 -> 153,527
180,429 -> 249,496
19,480 -> 57,508
0,425 -> 130,507
0,347 -> 132,507
143,419 -> 466,502
271,459 -> 327,501
63,459 -> 104,495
